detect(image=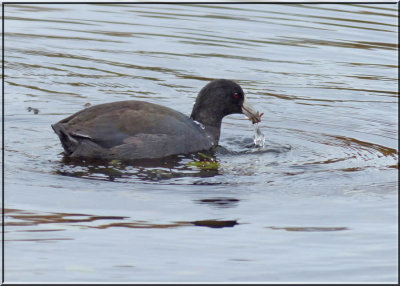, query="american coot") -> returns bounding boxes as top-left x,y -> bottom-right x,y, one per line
52,79 -> 262,160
